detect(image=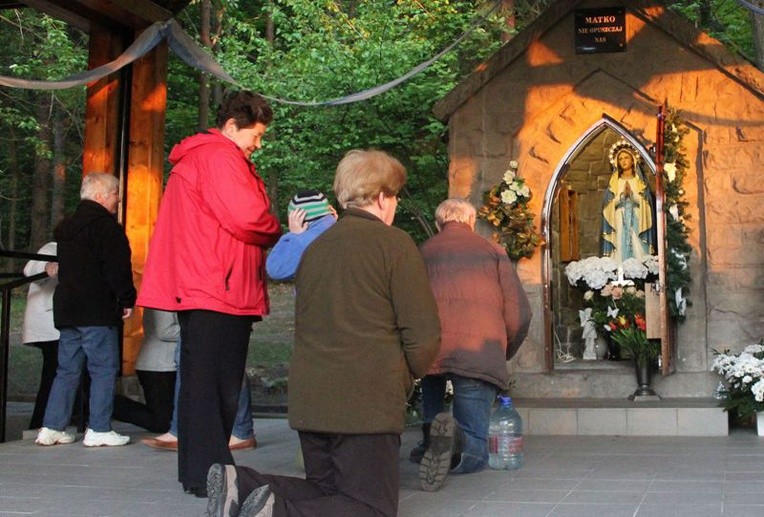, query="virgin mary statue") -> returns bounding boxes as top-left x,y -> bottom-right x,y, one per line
601,140 -> 656,262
